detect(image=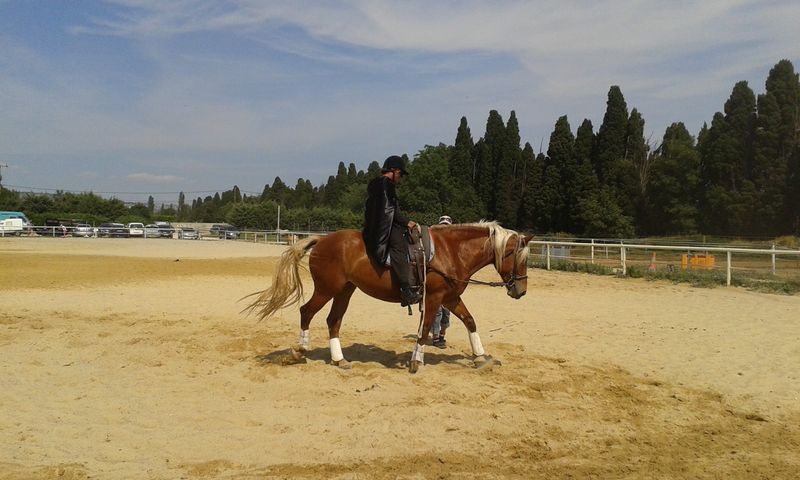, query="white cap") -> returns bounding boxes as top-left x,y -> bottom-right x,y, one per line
438,215 -> 452,225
